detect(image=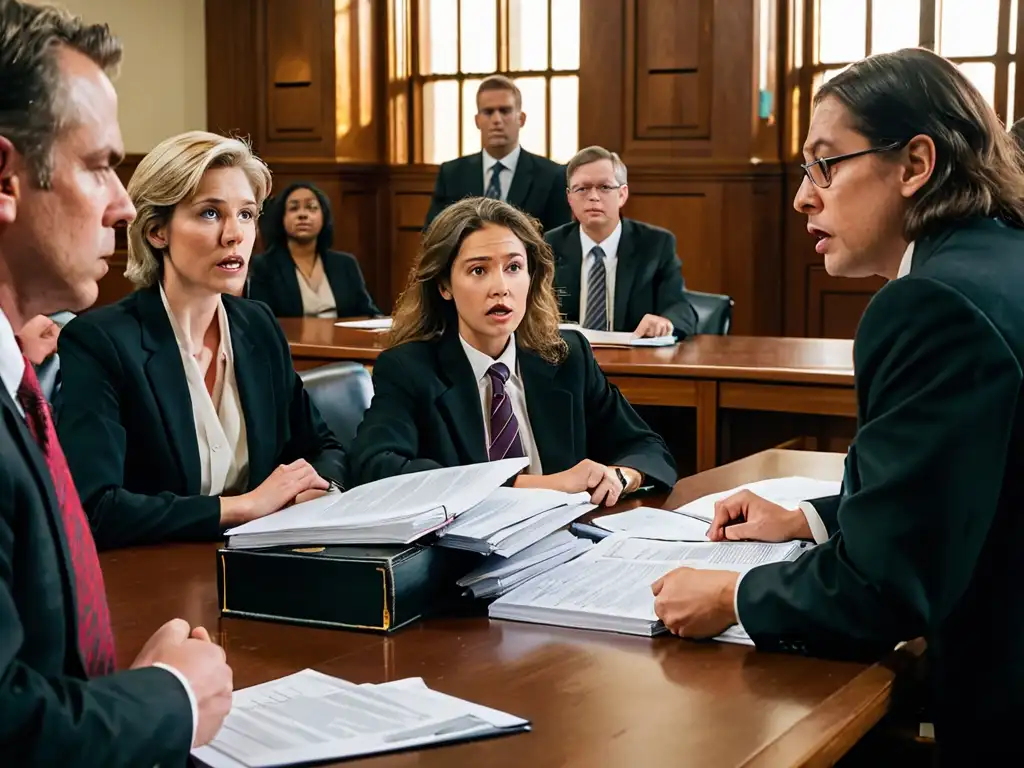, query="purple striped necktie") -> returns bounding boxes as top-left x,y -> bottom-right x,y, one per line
486,362 -> 525,461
